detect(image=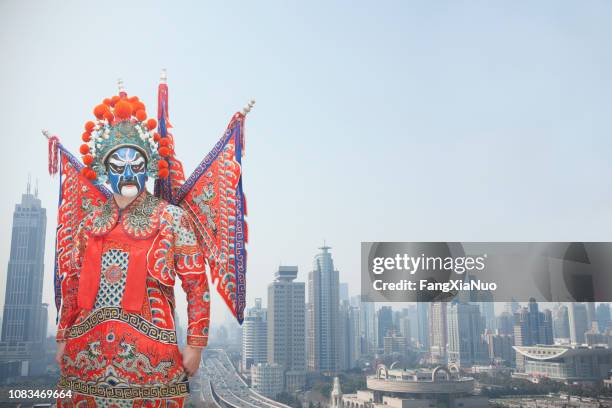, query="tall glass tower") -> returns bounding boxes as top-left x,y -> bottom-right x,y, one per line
307,245 -> 339,373
0,182 -> 48,379
2,182 -> 47,343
